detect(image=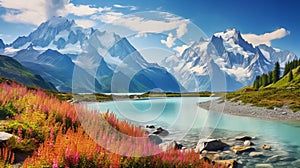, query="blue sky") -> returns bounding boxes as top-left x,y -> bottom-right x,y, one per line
0,0 -> 299,59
